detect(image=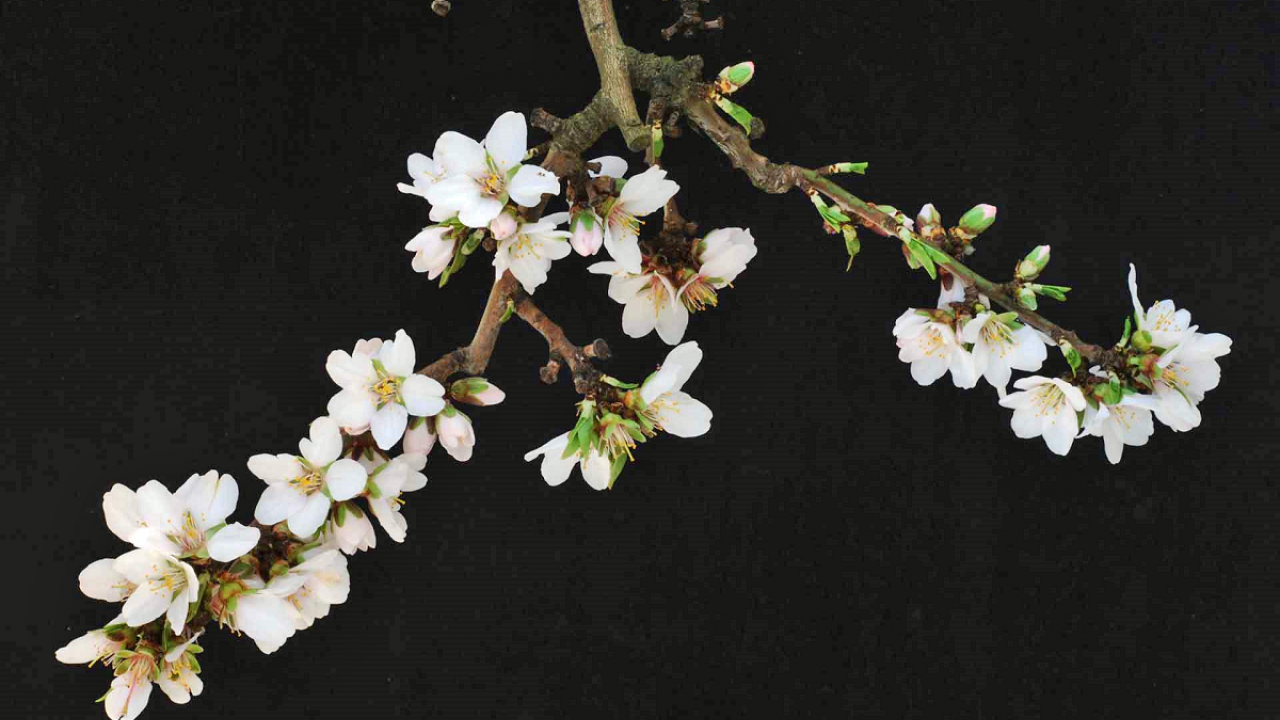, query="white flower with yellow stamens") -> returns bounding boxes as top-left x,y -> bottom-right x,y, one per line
588,261 -> 689,345
326,329 -> 448,449
103,646 -> 158,720
266,546 -> 351,630
634,341 -> 713,438
997,376 -> 1087,455
492,212 -> 572,294
111,548 -> 200,634
55,619 -> 127,667
1128,264 -> 1195,349
524,434 -> 614,491
893,309 -> 978,388
228,576 -> 301,654
959,311 -> 1049,396
1148,331 -> 1232,431
1079,393 -> 1159,464
249,417 -> 368,538
678,227 -> 758,313
395,151 -> 458,222
357,452 -> 428,542
598,165 -> 680,273
424,111 -> 560,228
157,632 -> 204,705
